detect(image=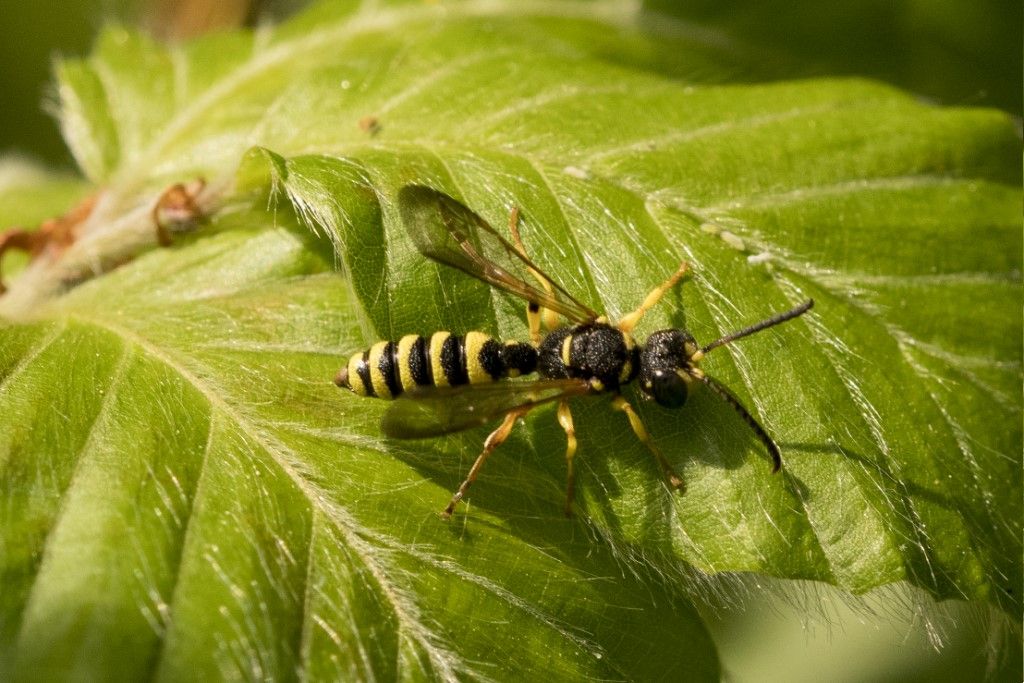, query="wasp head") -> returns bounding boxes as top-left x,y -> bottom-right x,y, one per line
637,329 -> 703,408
